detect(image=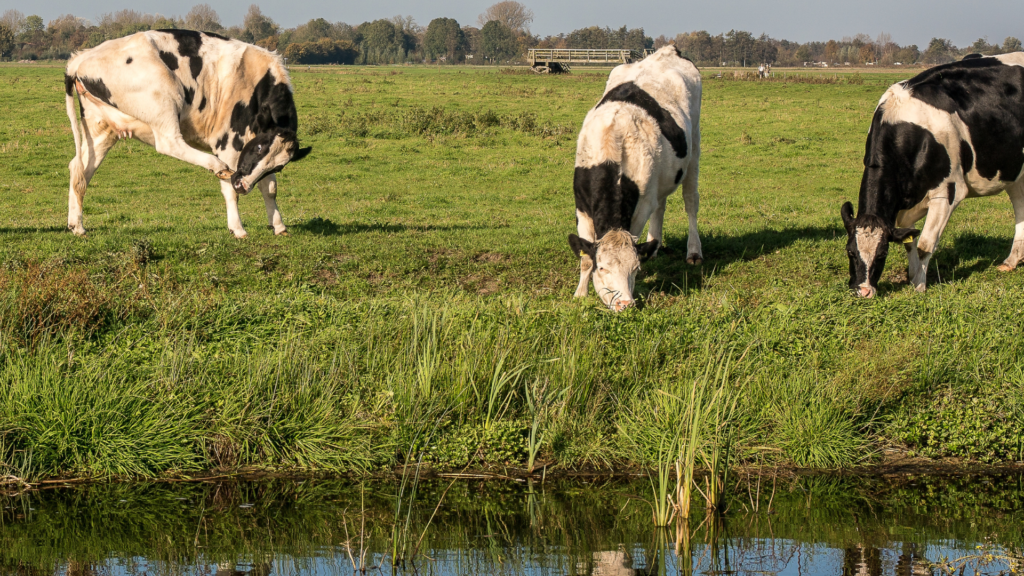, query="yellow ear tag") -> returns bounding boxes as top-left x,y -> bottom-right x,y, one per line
580,250 -> 585,257
902,236 -> 914,245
